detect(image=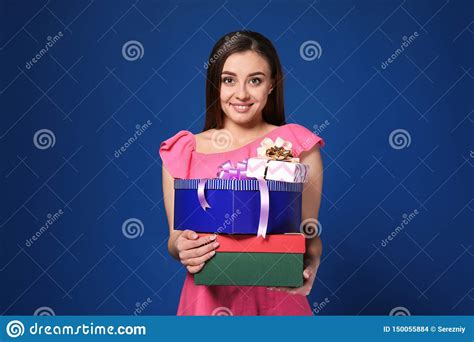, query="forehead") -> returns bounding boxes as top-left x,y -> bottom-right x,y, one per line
222,51 -> 270,75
